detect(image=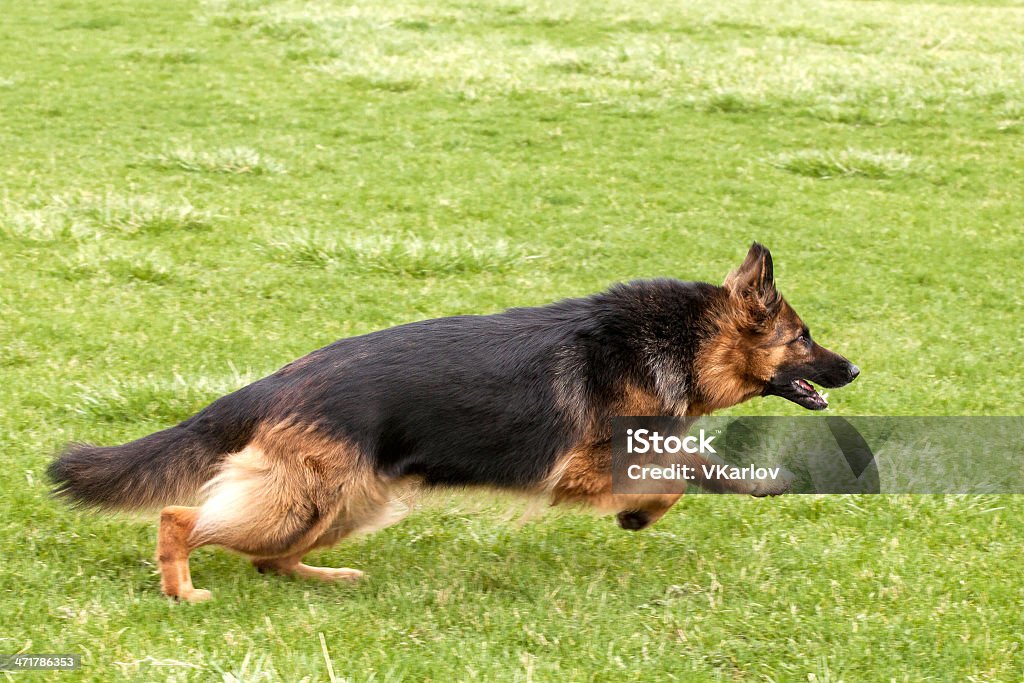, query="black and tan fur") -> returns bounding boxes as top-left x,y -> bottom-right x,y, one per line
49,243 -> 858,601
